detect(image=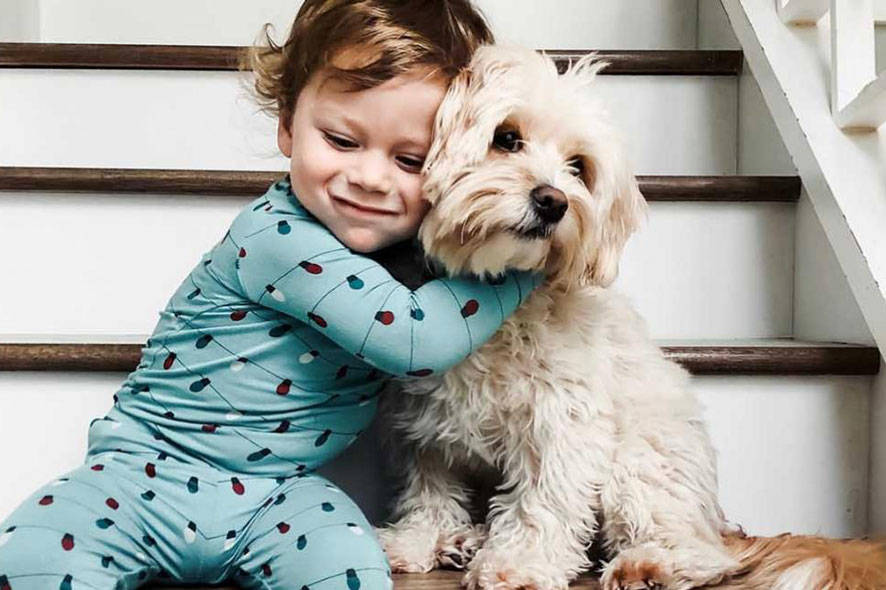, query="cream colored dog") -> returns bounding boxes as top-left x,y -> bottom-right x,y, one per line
377,45 -> 886,590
